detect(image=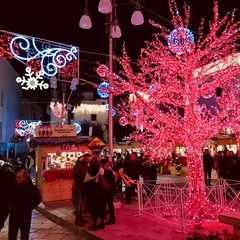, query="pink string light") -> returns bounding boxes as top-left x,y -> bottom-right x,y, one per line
97,0 -> 240,220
